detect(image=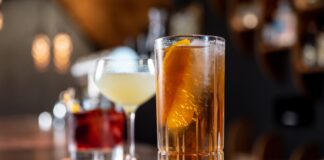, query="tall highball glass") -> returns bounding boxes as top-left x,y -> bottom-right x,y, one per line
155,35 -> 225,160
